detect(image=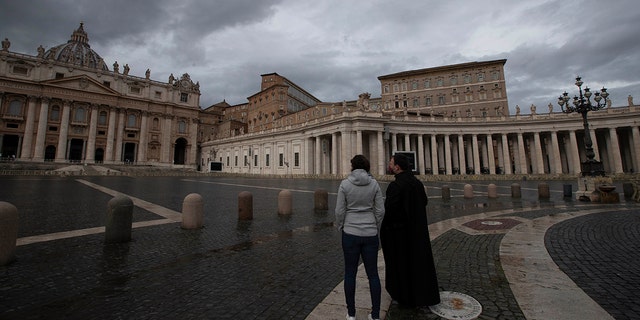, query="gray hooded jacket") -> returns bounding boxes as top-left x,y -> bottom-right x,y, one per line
335,169 -> 385,237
